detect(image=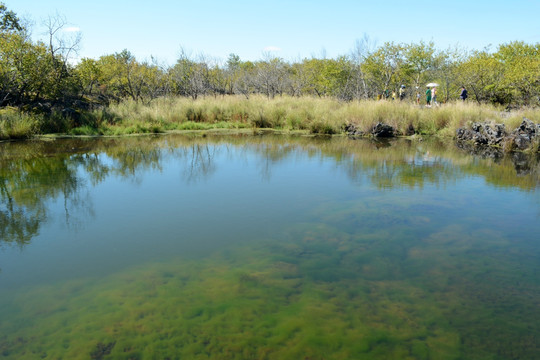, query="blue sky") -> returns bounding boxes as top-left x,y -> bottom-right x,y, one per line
5,0 -> 540,65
